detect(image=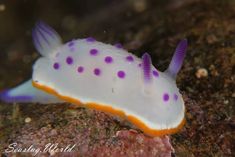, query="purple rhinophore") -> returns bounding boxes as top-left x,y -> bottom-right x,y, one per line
114,43 -> 123,49
104,56 -> 113,63
163,93 -> 169,102
167,39 -> 188,77
126,55 -> 134,62
142,53 -> 152,82
174,94 -> 178,101
117,70 -> 126,78
53,62 -> 60,70
94,68 -> 101,76
90,49 -> 98,56
152,70 -> 159,77
66,56 -> 73,65
77,66 -> 84,73
68,41 -> 75,52
86,37 -> 96,42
